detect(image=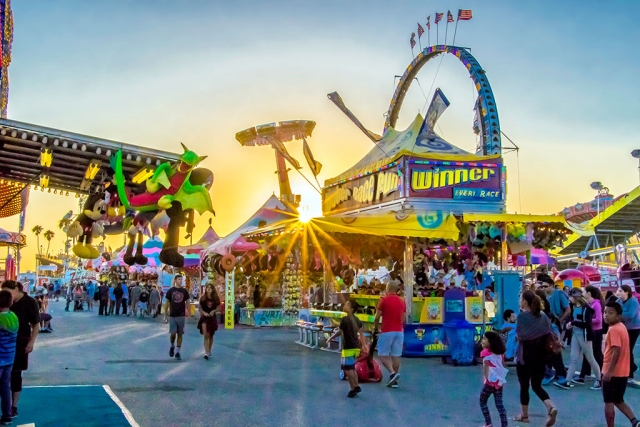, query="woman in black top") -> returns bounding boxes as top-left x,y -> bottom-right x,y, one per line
198,283 -> 220,360
514,290 -> 558,426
